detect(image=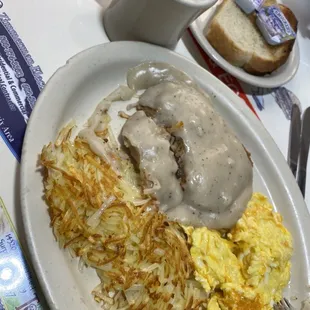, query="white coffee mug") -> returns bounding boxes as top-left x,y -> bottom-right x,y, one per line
103,0 -> 217,49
